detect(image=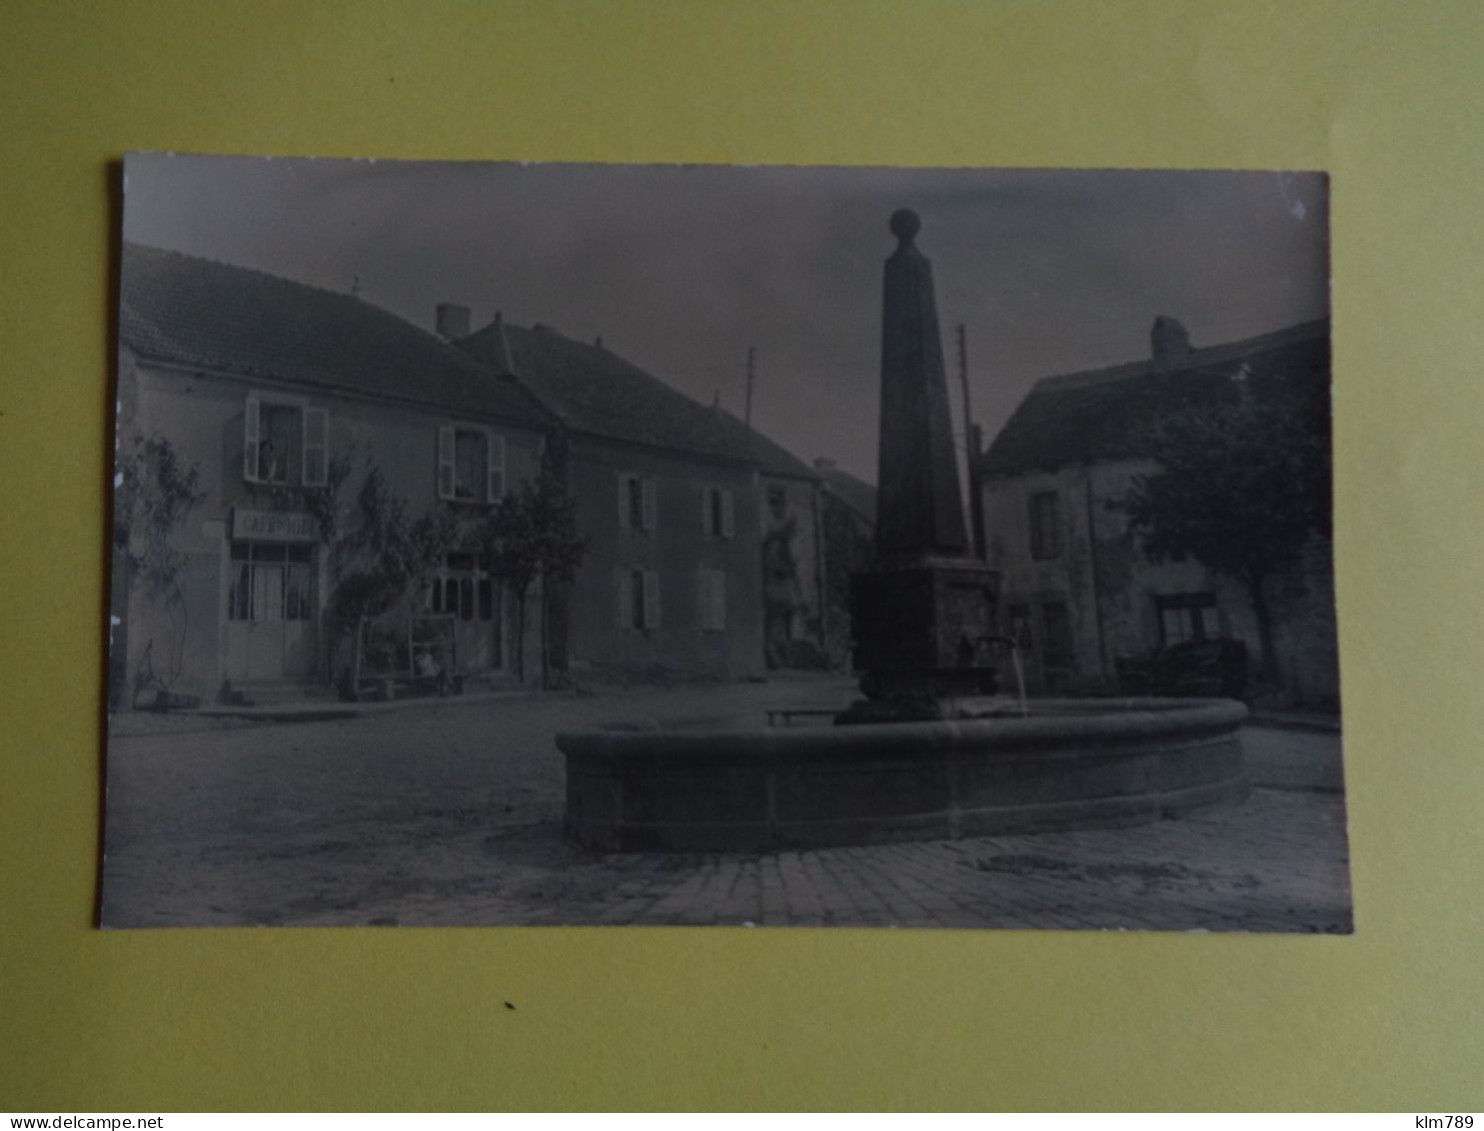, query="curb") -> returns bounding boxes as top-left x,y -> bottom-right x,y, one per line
1245,712 -> 1341,734
187,686 -> 549,724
